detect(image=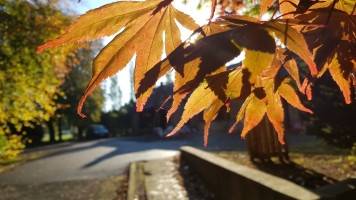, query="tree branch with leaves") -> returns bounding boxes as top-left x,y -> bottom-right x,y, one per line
37,0 -> 356,146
